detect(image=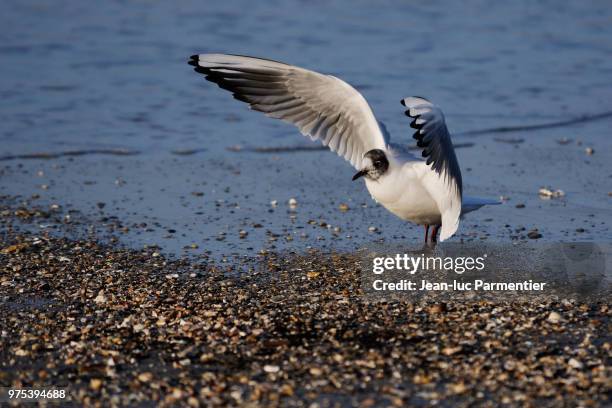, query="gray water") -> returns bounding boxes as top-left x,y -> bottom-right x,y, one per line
1,0 -> 611,259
